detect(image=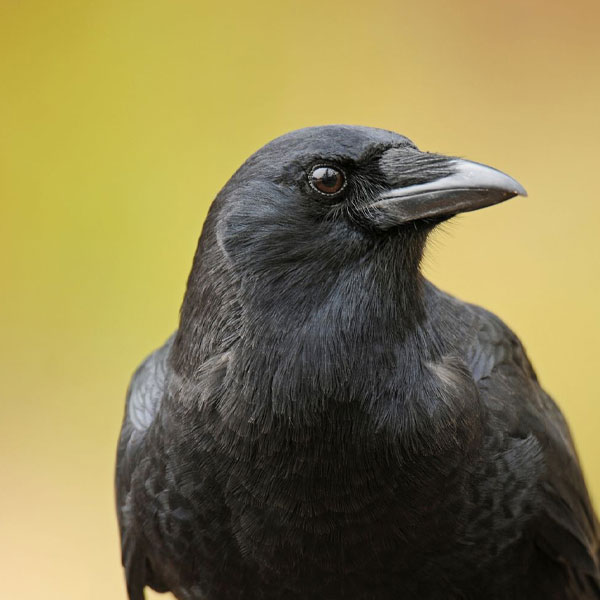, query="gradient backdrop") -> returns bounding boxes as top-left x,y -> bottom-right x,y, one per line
1,1 -> 599,598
